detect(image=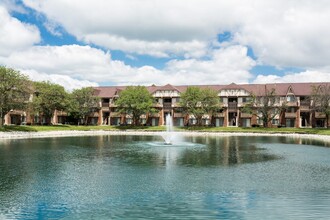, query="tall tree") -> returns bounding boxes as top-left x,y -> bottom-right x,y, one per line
115,86 -> 155,125
32,81 -> 69,124
243,86 -> 286,127
180,86 -> 219,125
311,84 -> 330,127
69,87 -> 100,125
0,66 -> 32,127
